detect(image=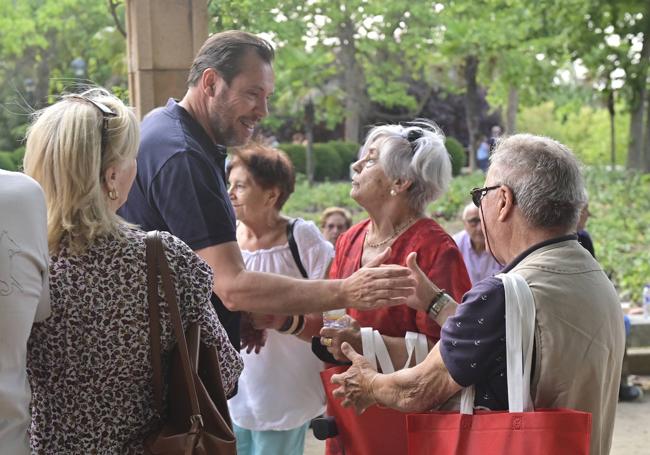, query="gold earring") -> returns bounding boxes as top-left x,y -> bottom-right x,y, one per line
108,189 -> 118,200
390,189 -> 397,196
